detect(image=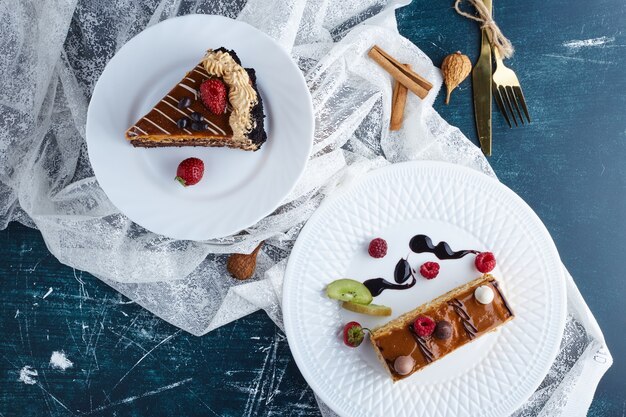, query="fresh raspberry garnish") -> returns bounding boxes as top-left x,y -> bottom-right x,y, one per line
413,316 -> 436,338
475,252 -> 496,273
175,157 -> 204,187
368,238 -> 388,258
200,79 -> 227,115
419,261 -> 440,279
343,321 -> 366,348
